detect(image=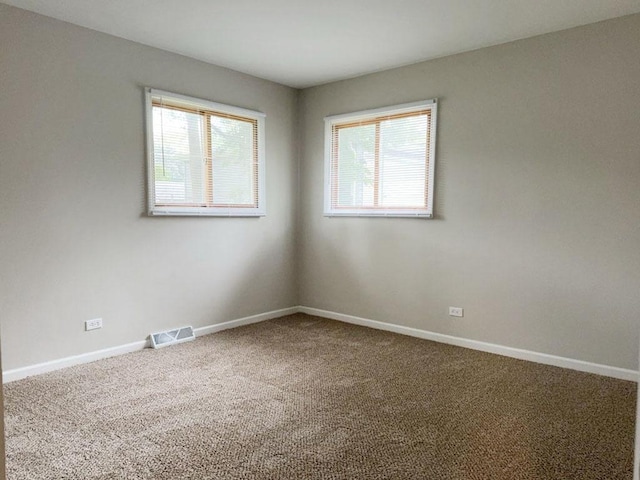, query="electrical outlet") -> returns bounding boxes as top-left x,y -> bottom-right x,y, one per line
449,307 -> 464,317
85,318 -> 103,331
